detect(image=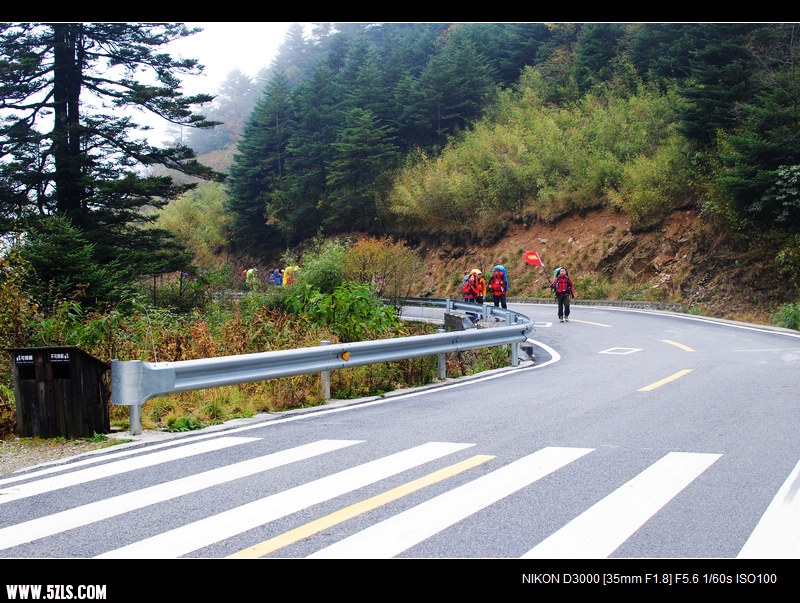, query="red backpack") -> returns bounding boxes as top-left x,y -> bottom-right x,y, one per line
553,274 -> 572,295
